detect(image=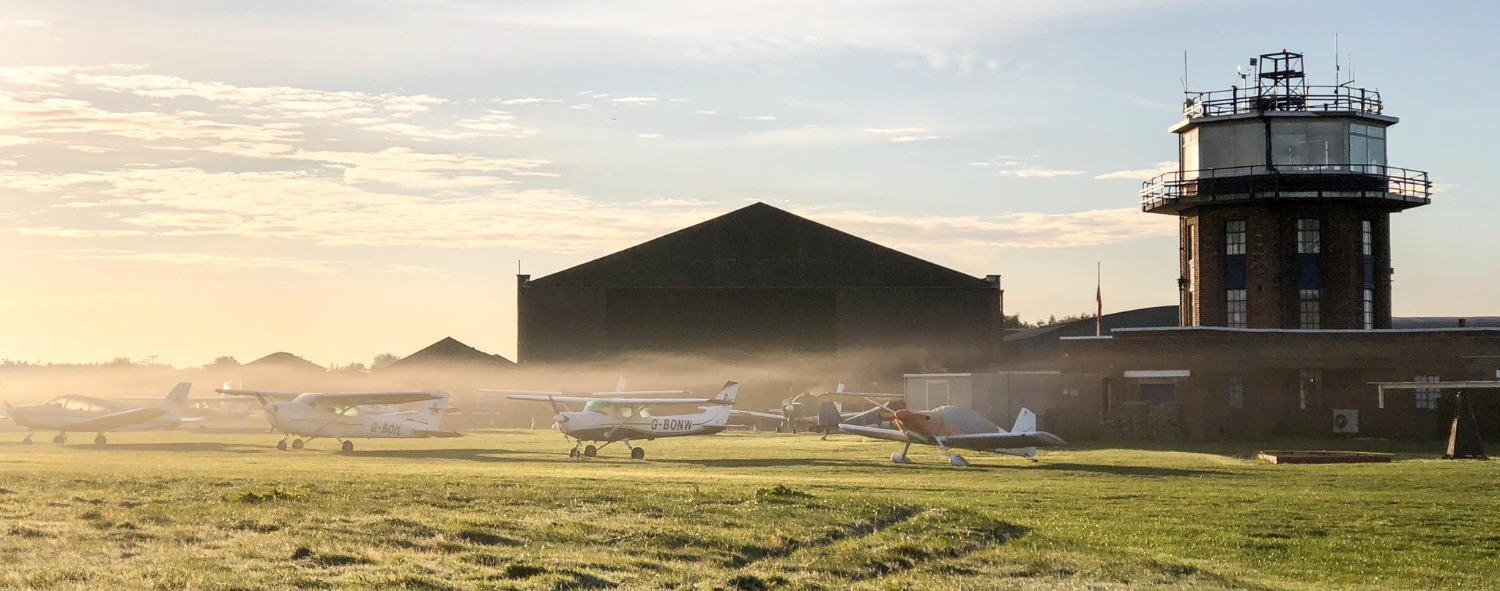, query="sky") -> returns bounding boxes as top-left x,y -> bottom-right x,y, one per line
2,0 -> 1497,367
